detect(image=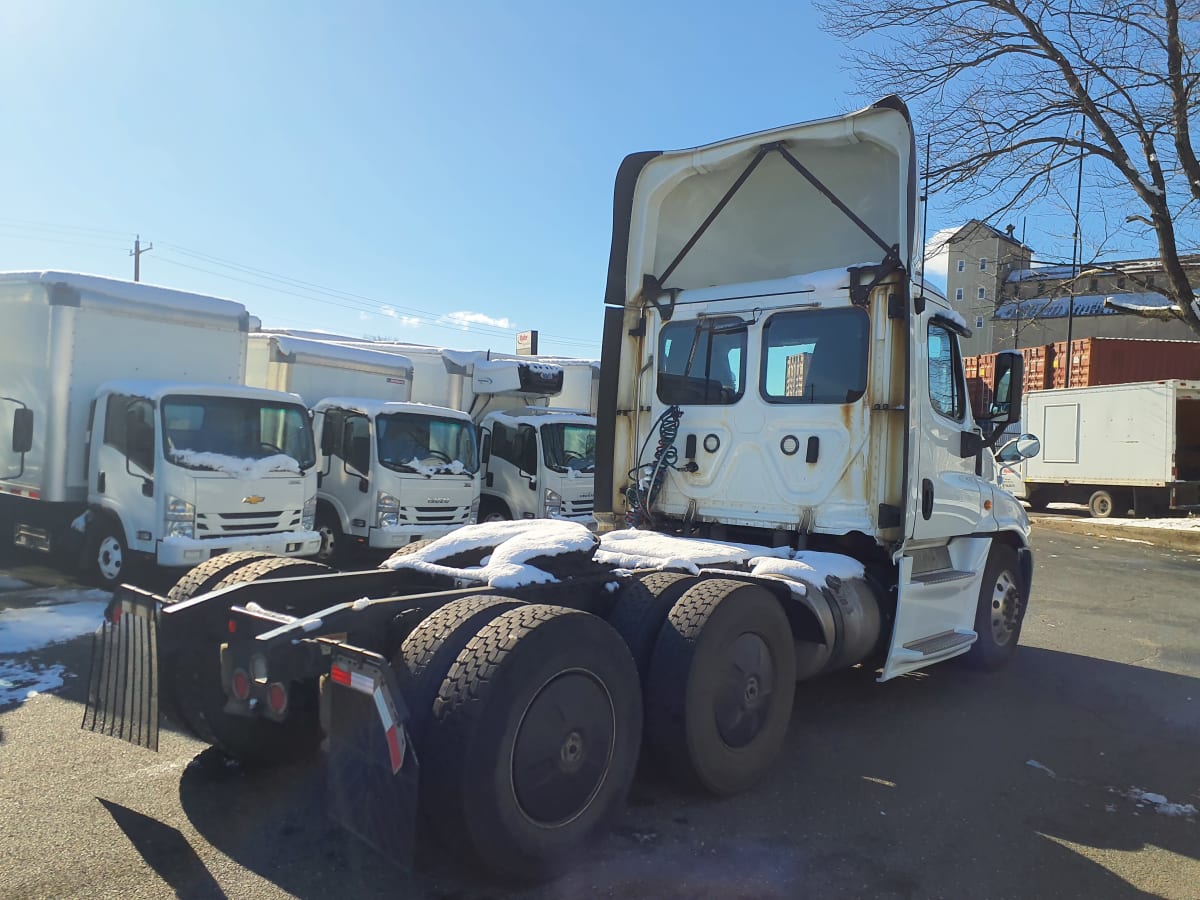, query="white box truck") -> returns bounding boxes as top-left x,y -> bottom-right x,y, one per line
0,272 -> 321,585
997,380 -> 1200,516
246,334 -> 479,561
409,348 -> 597,523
